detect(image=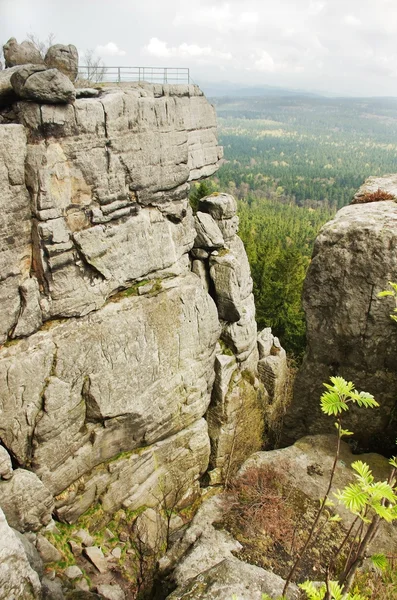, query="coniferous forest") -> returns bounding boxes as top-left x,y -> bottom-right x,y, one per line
196,94 -> 397,357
